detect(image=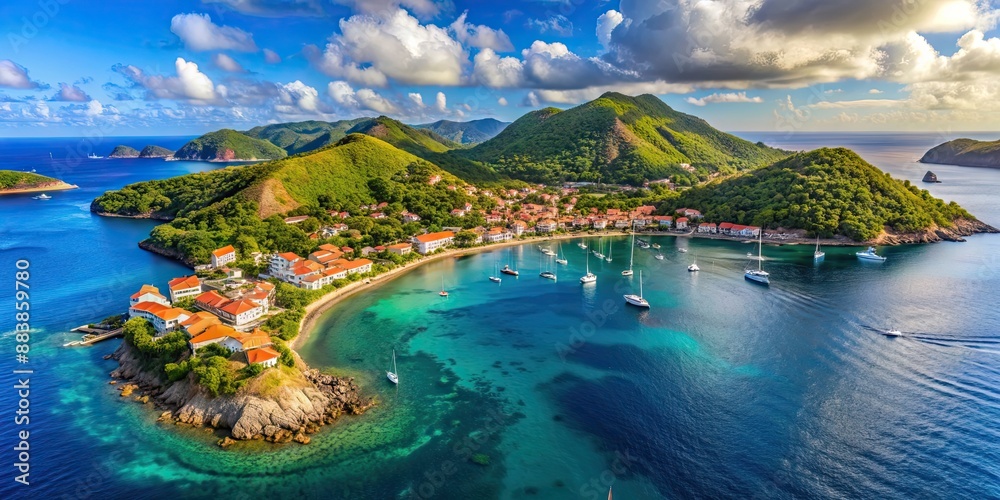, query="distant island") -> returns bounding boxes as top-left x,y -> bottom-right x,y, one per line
0,170 -> 78,195
920,138 -> 1000,168
108,144 -> 176,159
414,118 -> 509,144
173,129 -> 287,162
